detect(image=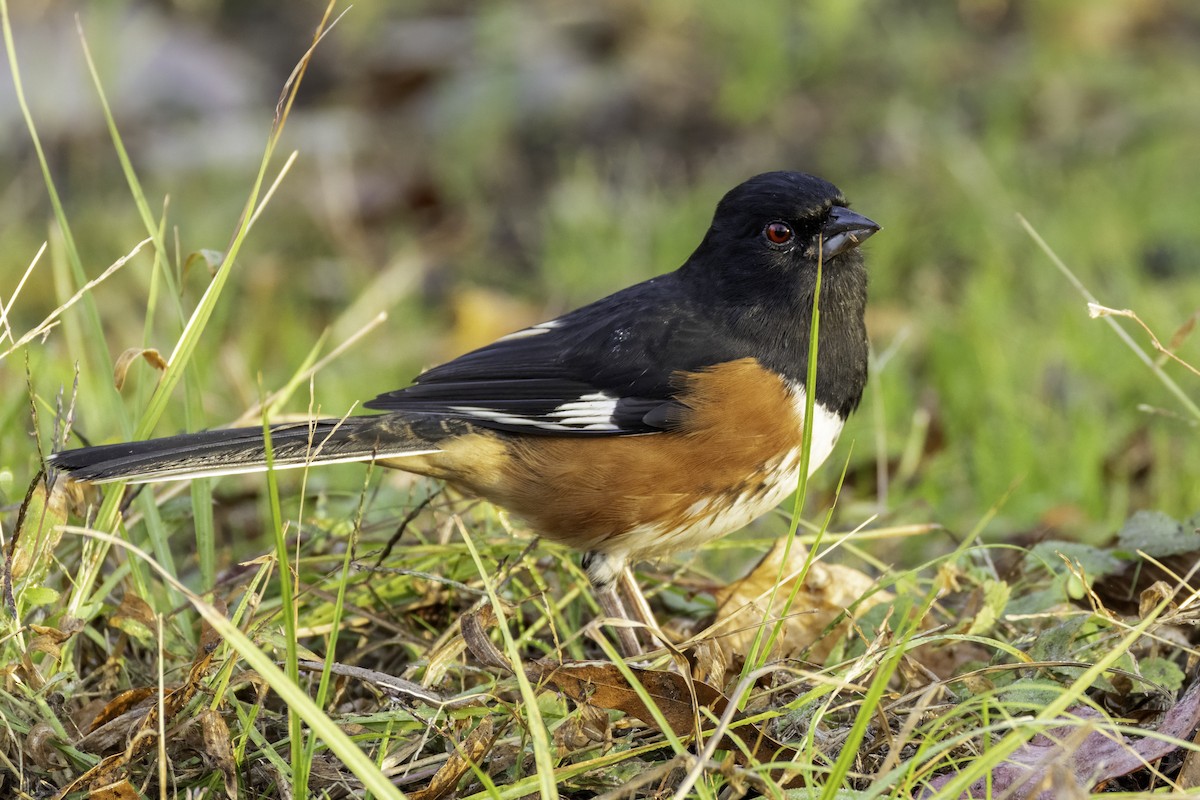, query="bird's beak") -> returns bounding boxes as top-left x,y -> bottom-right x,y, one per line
822,206 -> 880,259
